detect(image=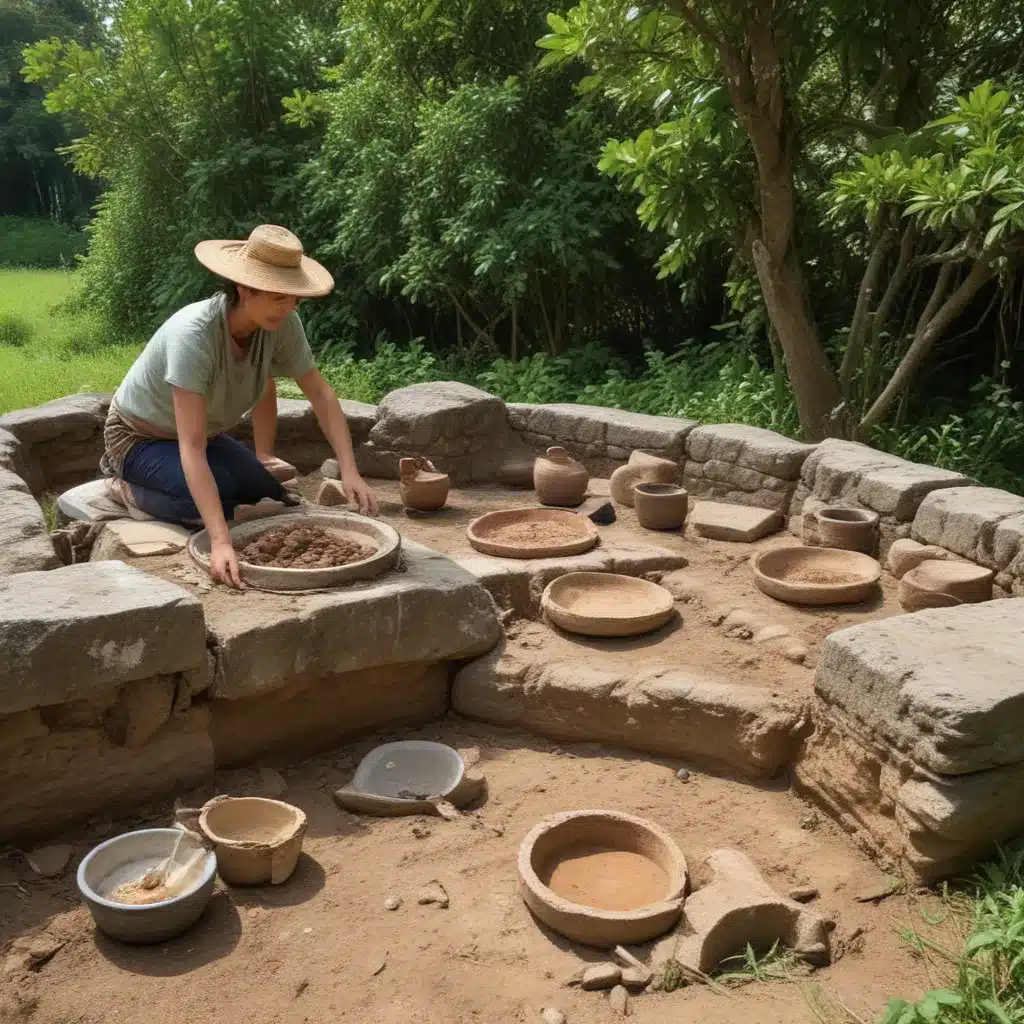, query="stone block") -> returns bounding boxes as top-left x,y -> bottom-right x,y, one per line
370,381 -> 507,450
795,709 -> 1024,882
685,424 -> 816,479
689,501 -> 783,542
0,393 -> 108,446
0,427 -> 25,476
0,469 -> 59,574
206,541 -> 502,700
675,849 -> 831,971
801,439 -> 972,521
0,561 -> 206,715
912,487 -> 1024,570
90,520 -> 191,560
814,599 -> 1024,775
452,643 -> 808,779
234,397 -> 377,456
